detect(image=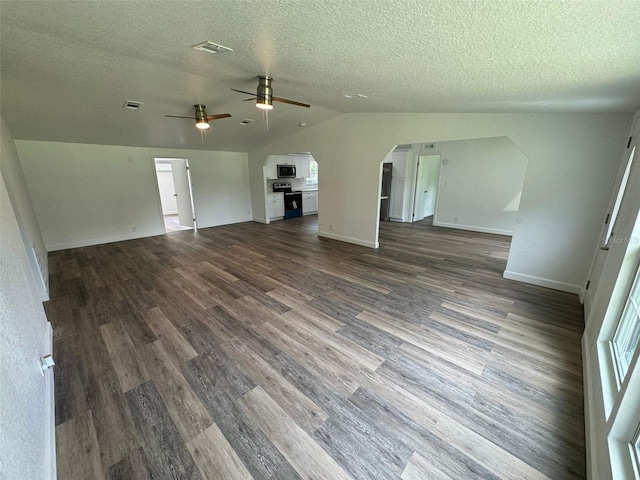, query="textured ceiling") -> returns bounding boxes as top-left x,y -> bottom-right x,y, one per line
2,0 -> 640,152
